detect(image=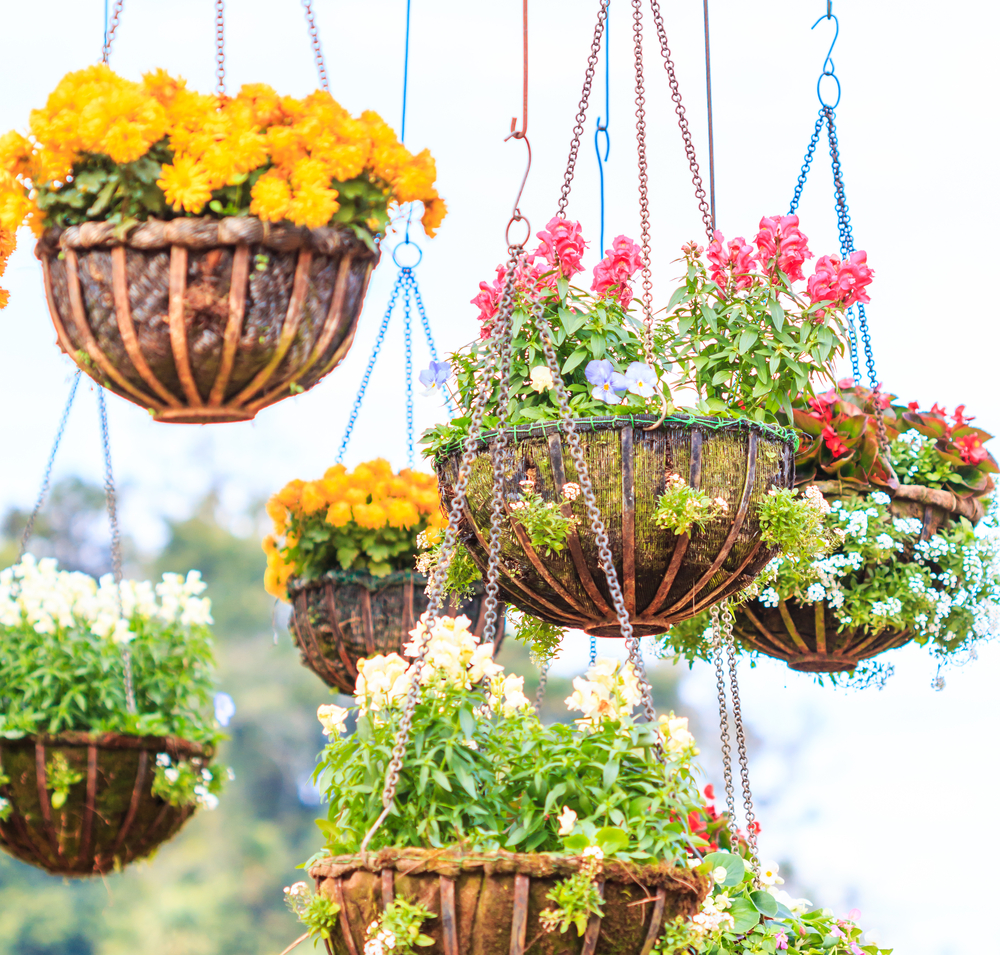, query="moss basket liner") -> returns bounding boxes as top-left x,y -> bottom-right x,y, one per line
435,415 -> 796,637
289,571 -> 501,695
0,732 -> 212,876
310,847 -> 709,955
35,216 -> 379,423
733,480 -> 986,673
